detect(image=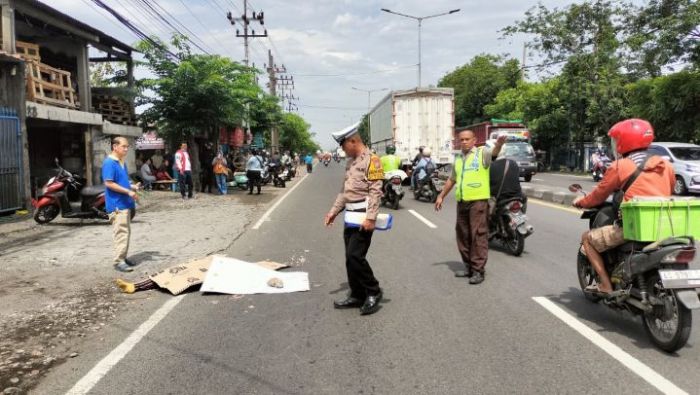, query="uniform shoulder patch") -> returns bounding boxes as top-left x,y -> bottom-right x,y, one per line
367,155 -> 384,181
